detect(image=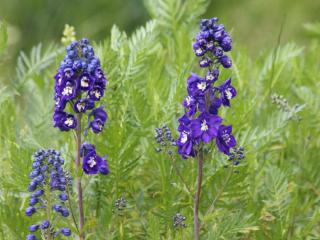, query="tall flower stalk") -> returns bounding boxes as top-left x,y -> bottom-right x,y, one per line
176,18 -> 238,240
53,38 -> 110,239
